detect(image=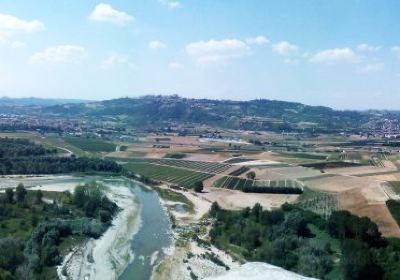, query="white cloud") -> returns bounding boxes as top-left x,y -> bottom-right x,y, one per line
0,13 -> 42,49
357,43 -> 381,52
284,58 -> 299,65
357,63 -> 384,73
159,0 -> 181,9
272,41 -> 299,56
0,34 -> 25,48
169,62 -> 184,70
392,46 -> 400,58
89,3 -> 133,25
30,45 -> 87,64
149,40 -> 166,50
186,39 -> 250,64
246,36 -> 269,45
102,54 -> 129,68
10,41 -> 25,48
0,13 -> 44,32
310,48 -> 357,64
0,34 -> 7,45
